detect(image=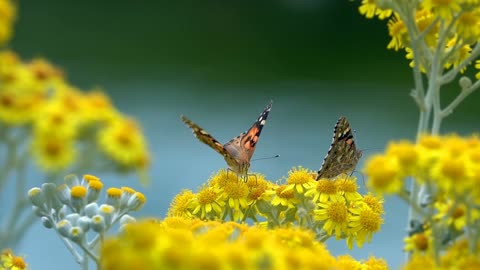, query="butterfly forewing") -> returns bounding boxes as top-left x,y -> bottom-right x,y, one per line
316,116 -> 362,180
